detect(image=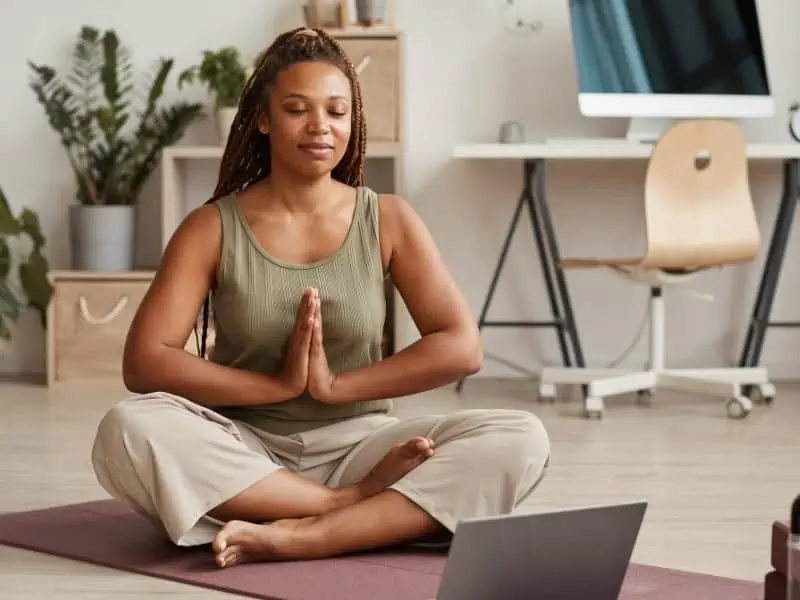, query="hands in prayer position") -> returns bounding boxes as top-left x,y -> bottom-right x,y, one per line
279,287 -> 338,403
